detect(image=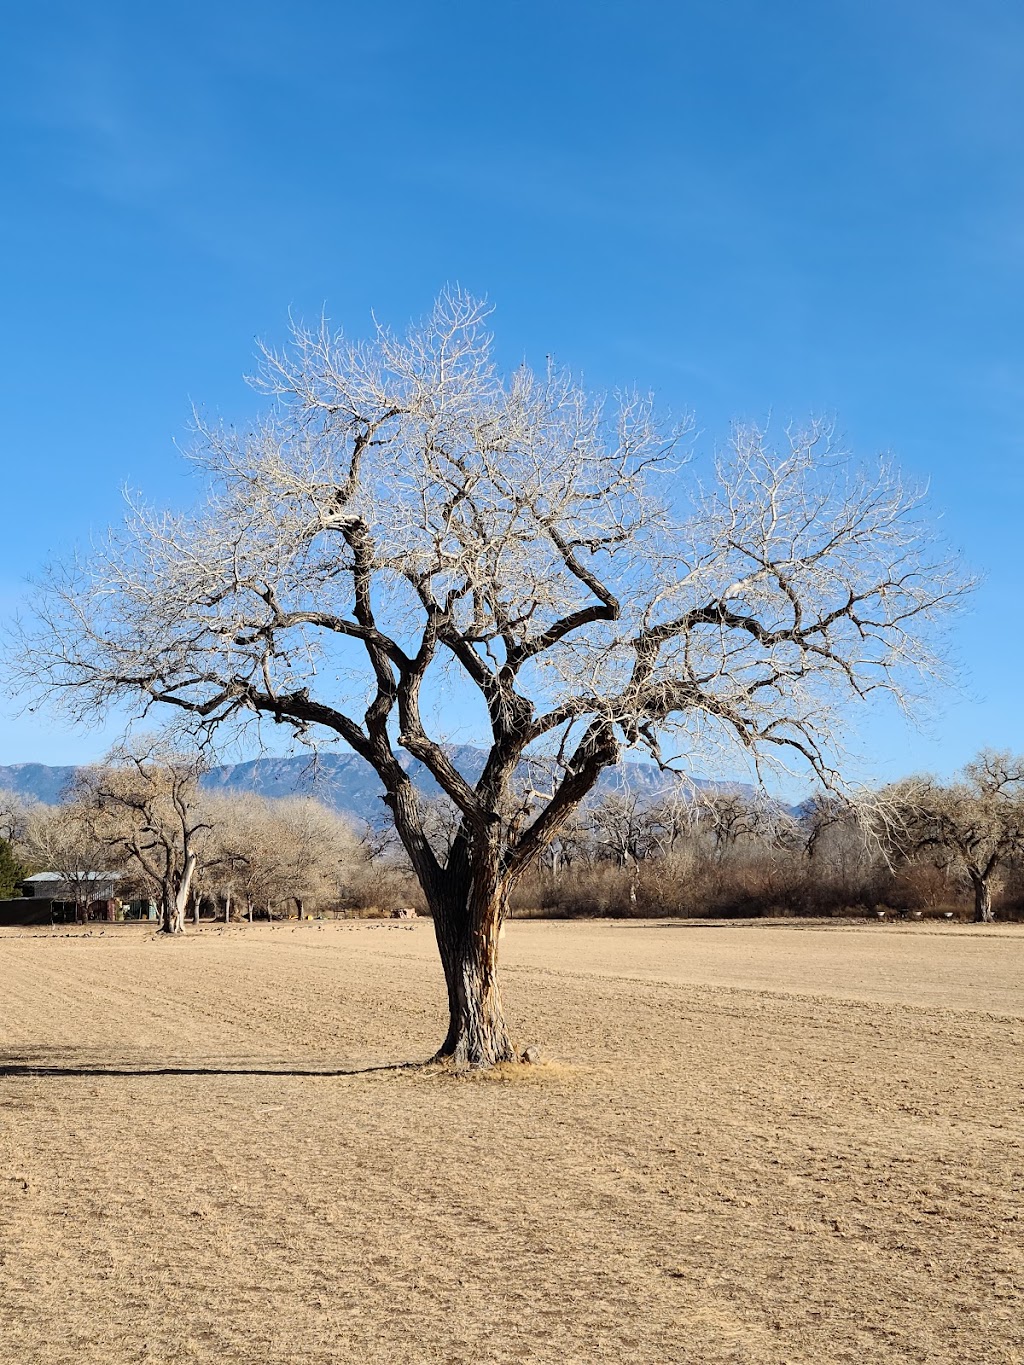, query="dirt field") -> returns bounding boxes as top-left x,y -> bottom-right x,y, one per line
1,920 -> 1022,1364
